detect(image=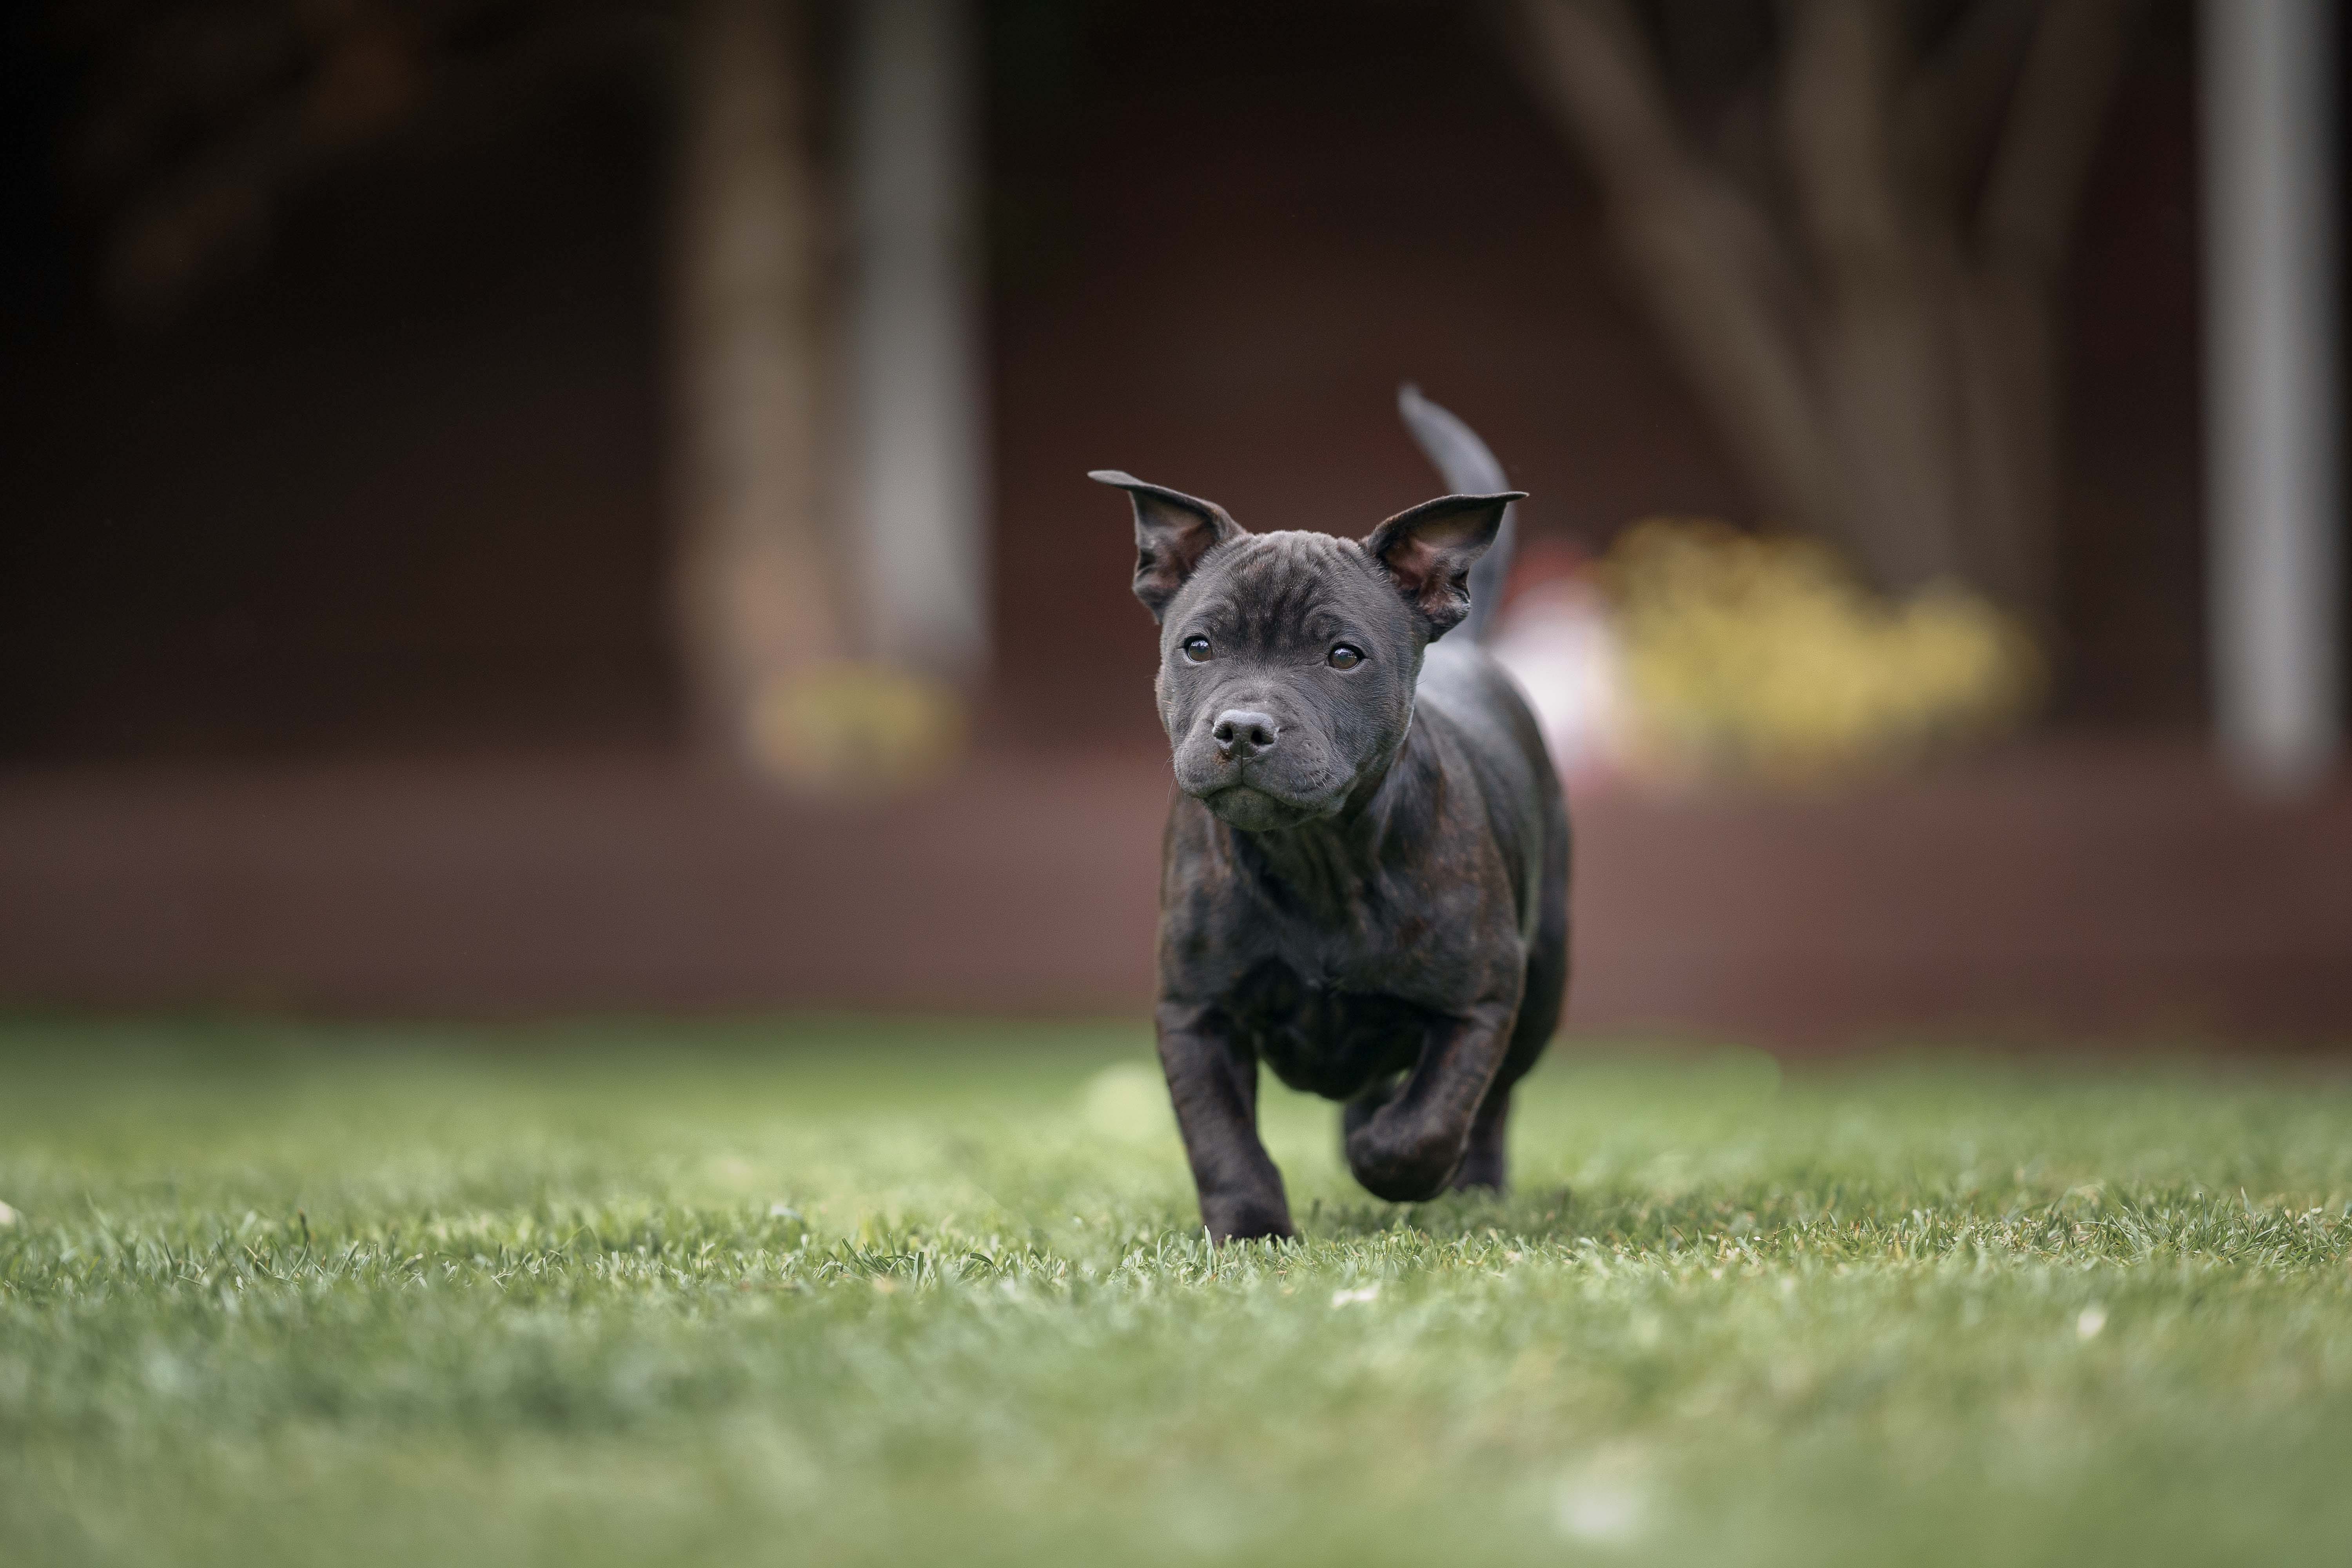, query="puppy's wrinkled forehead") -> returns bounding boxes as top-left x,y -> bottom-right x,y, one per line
1189,532 -> 1387,644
